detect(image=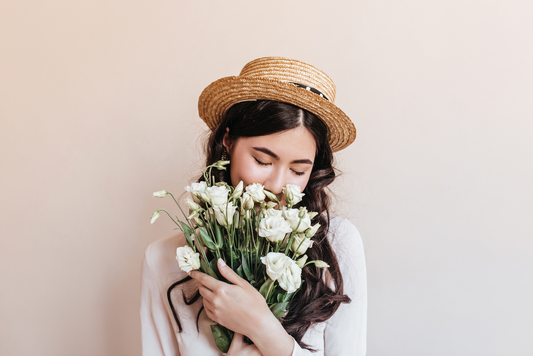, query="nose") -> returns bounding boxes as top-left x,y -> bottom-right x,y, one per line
263,167 -> 285,196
